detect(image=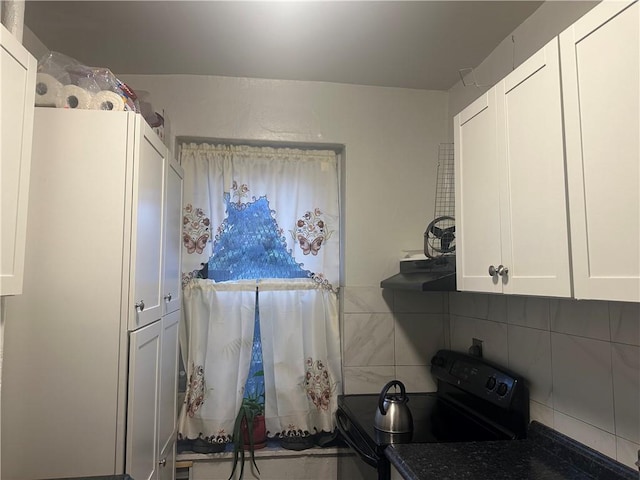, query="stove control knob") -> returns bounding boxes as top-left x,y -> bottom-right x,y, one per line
485,376 -> 497,390
496,382 -> 509,397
